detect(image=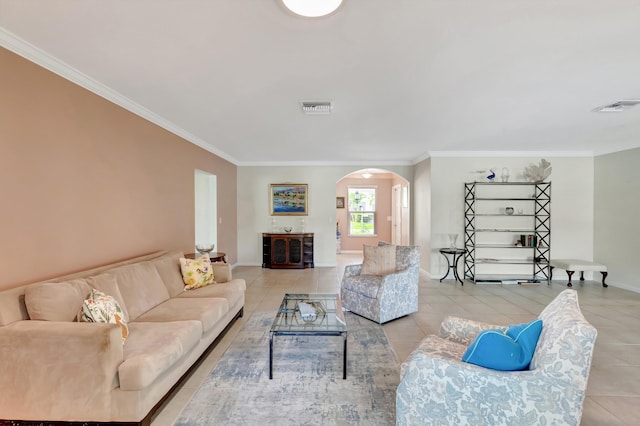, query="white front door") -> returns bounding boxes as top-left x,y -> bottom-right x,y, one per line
392,184 -> 402,245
